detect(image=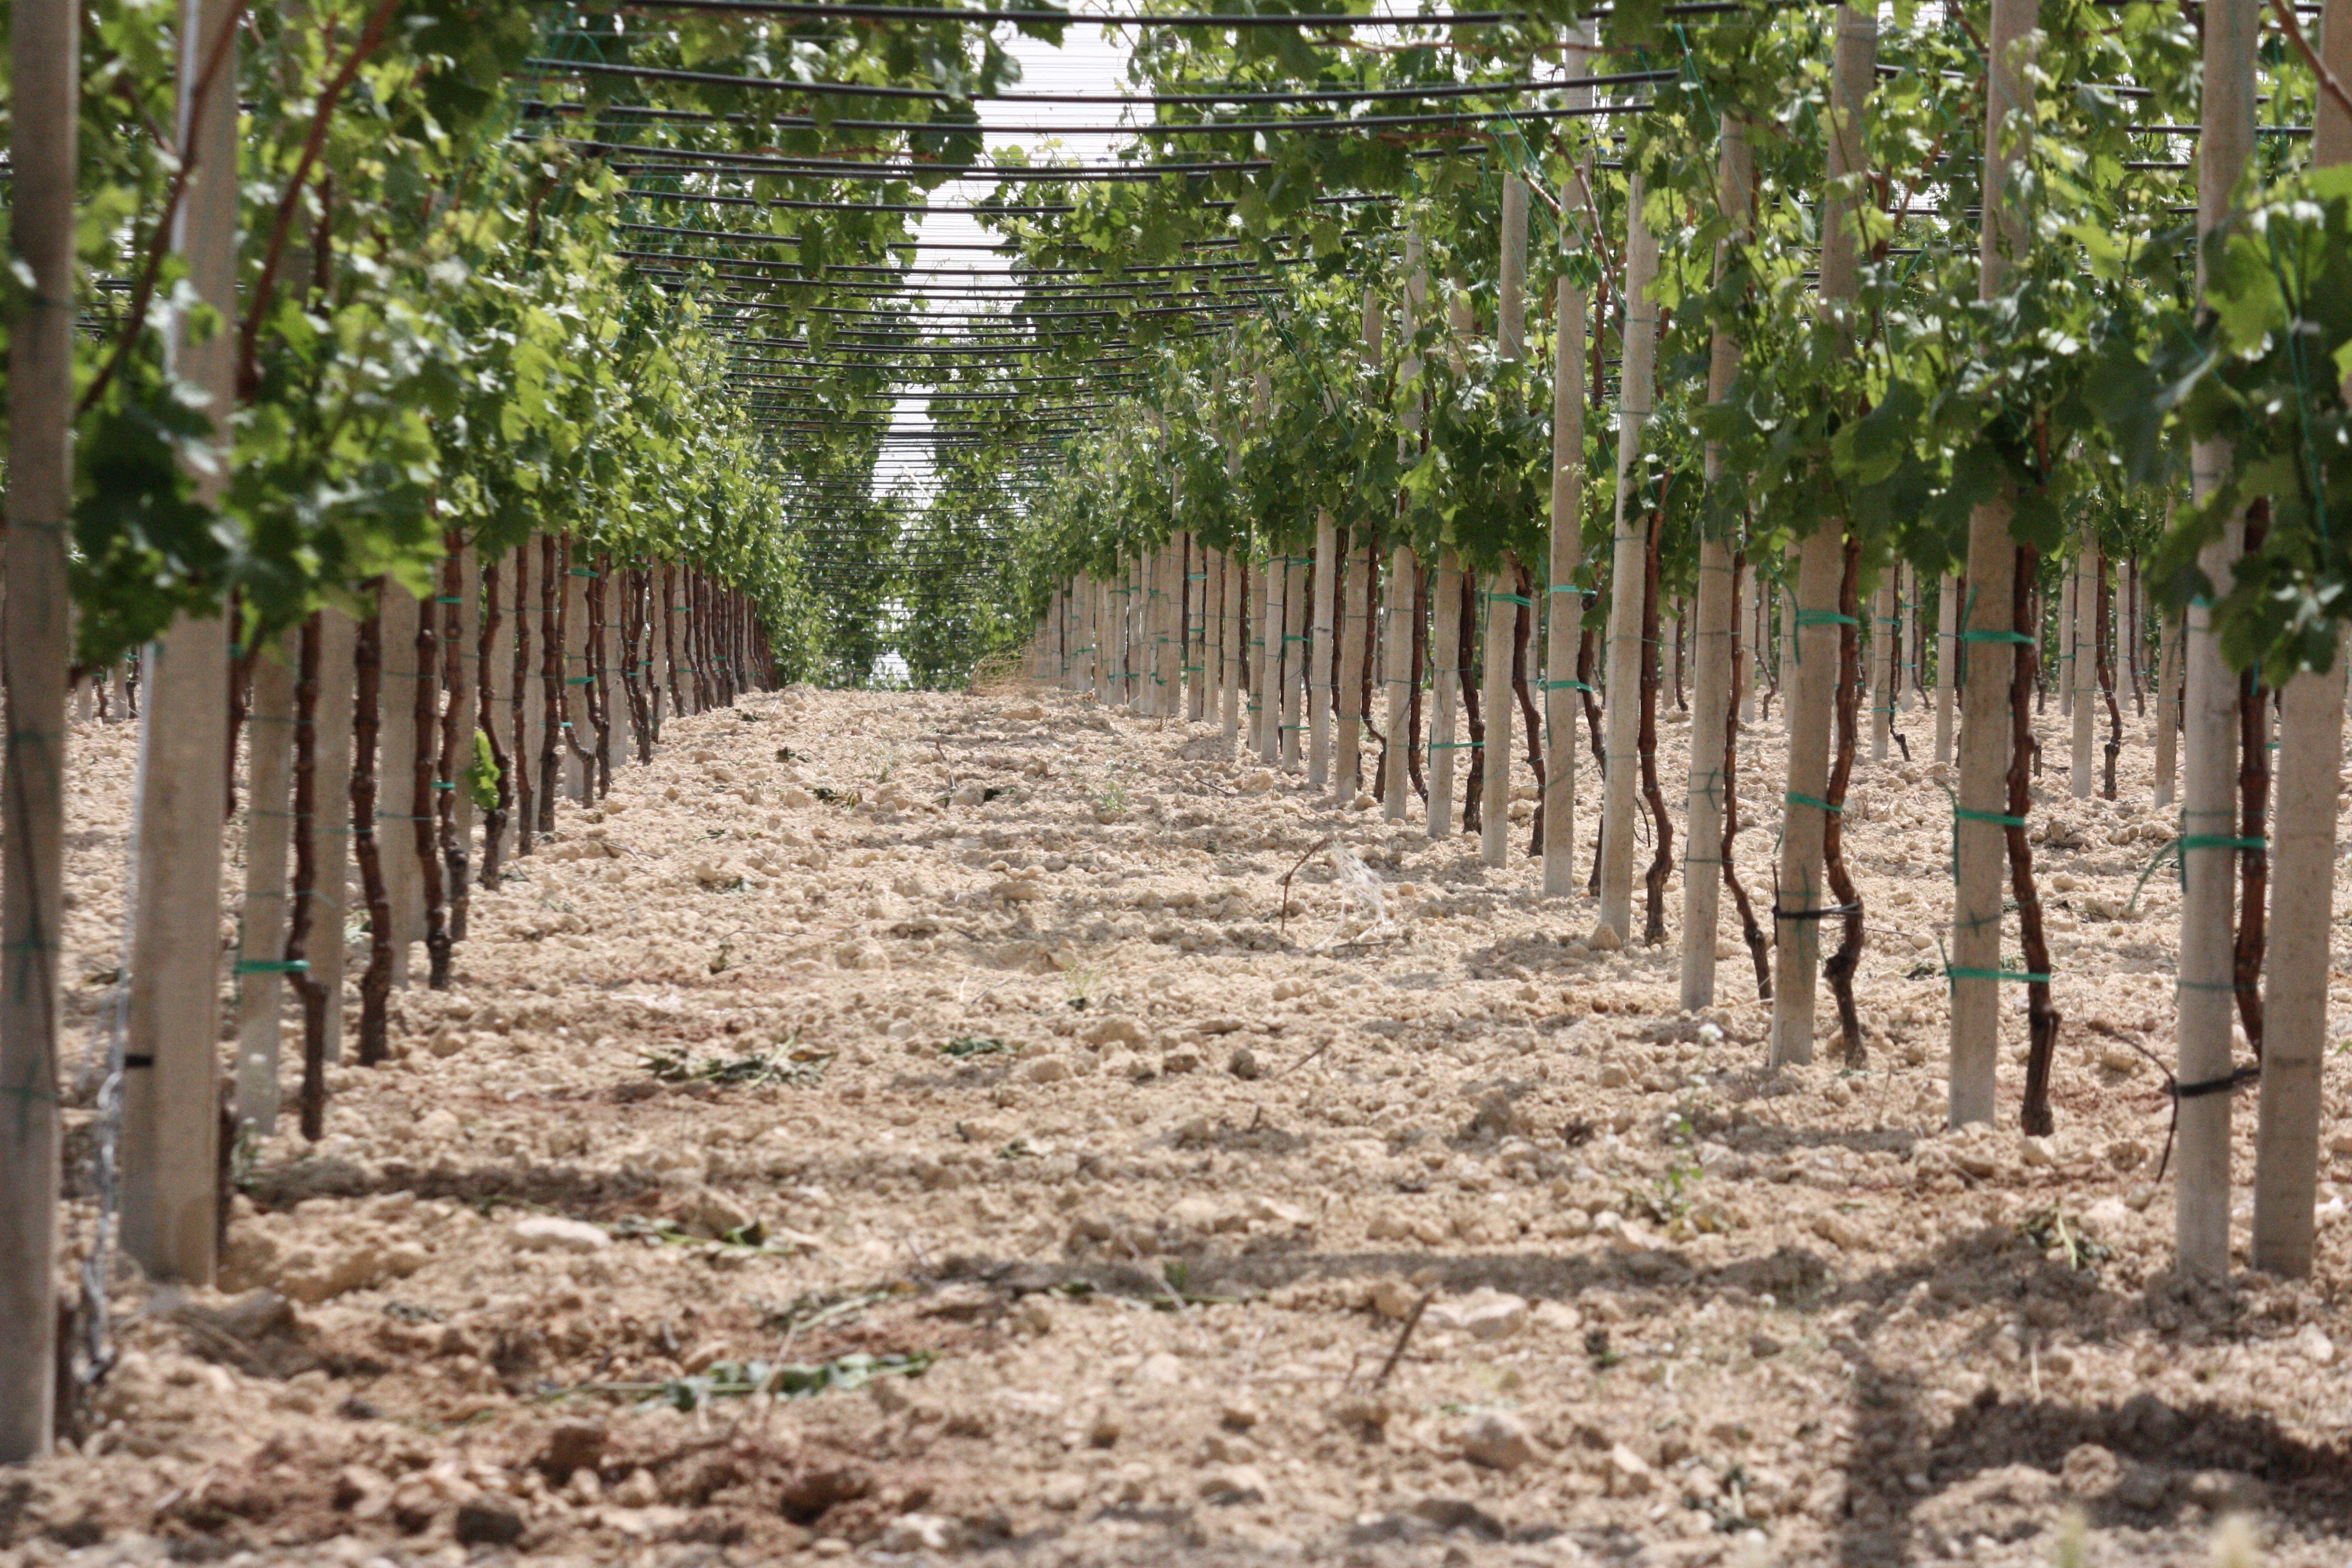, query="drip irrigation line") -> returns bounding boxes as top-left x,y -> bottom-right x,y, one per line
622,184 -> 1076,211
738,350 -> 1143,367
732,363 -> 1146,382
619,251 -> 1295,277
542,0 -> 1761,20
592,147 -> 1286,177
538,2 -> 1534,25
638,270 -> 1286,299
743,402 -> 1117,413
623,256 -> 1281,290
525,74 -> 1674,132
736,341 -> 1152,353
737,382 -> 1131,398
593,137 -> 1571,179
703,294 -> 1280,315
756,423 -> 1086,432
2124,123 -> 2313,135
524,57 -> 1648,104
613,220 -> 1266,249
616,187 -> 1395,214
